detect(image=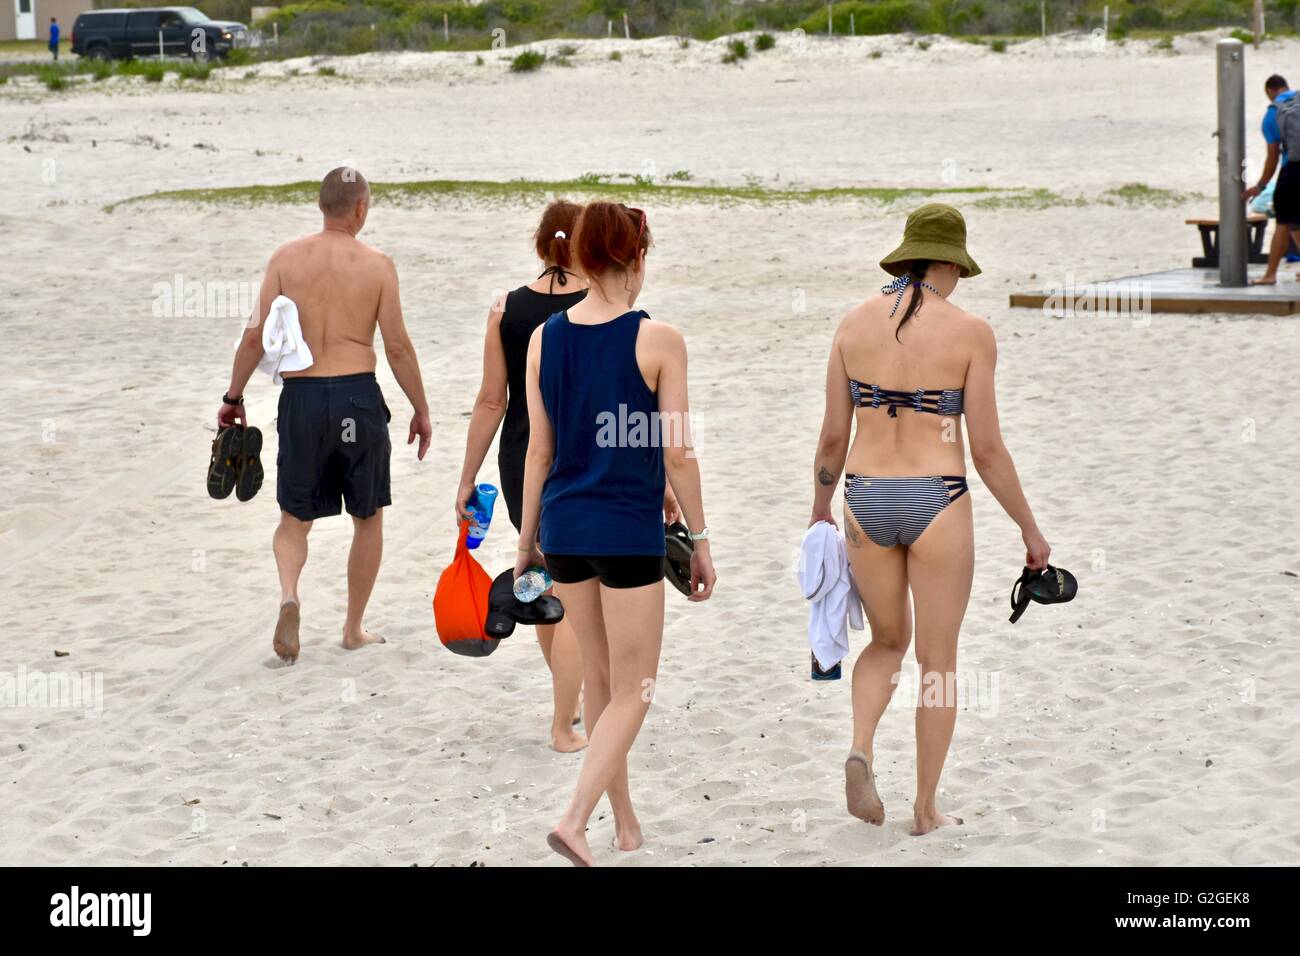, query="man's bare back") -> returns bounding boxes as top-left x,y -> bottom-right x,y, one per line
270,230 -> 395,378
